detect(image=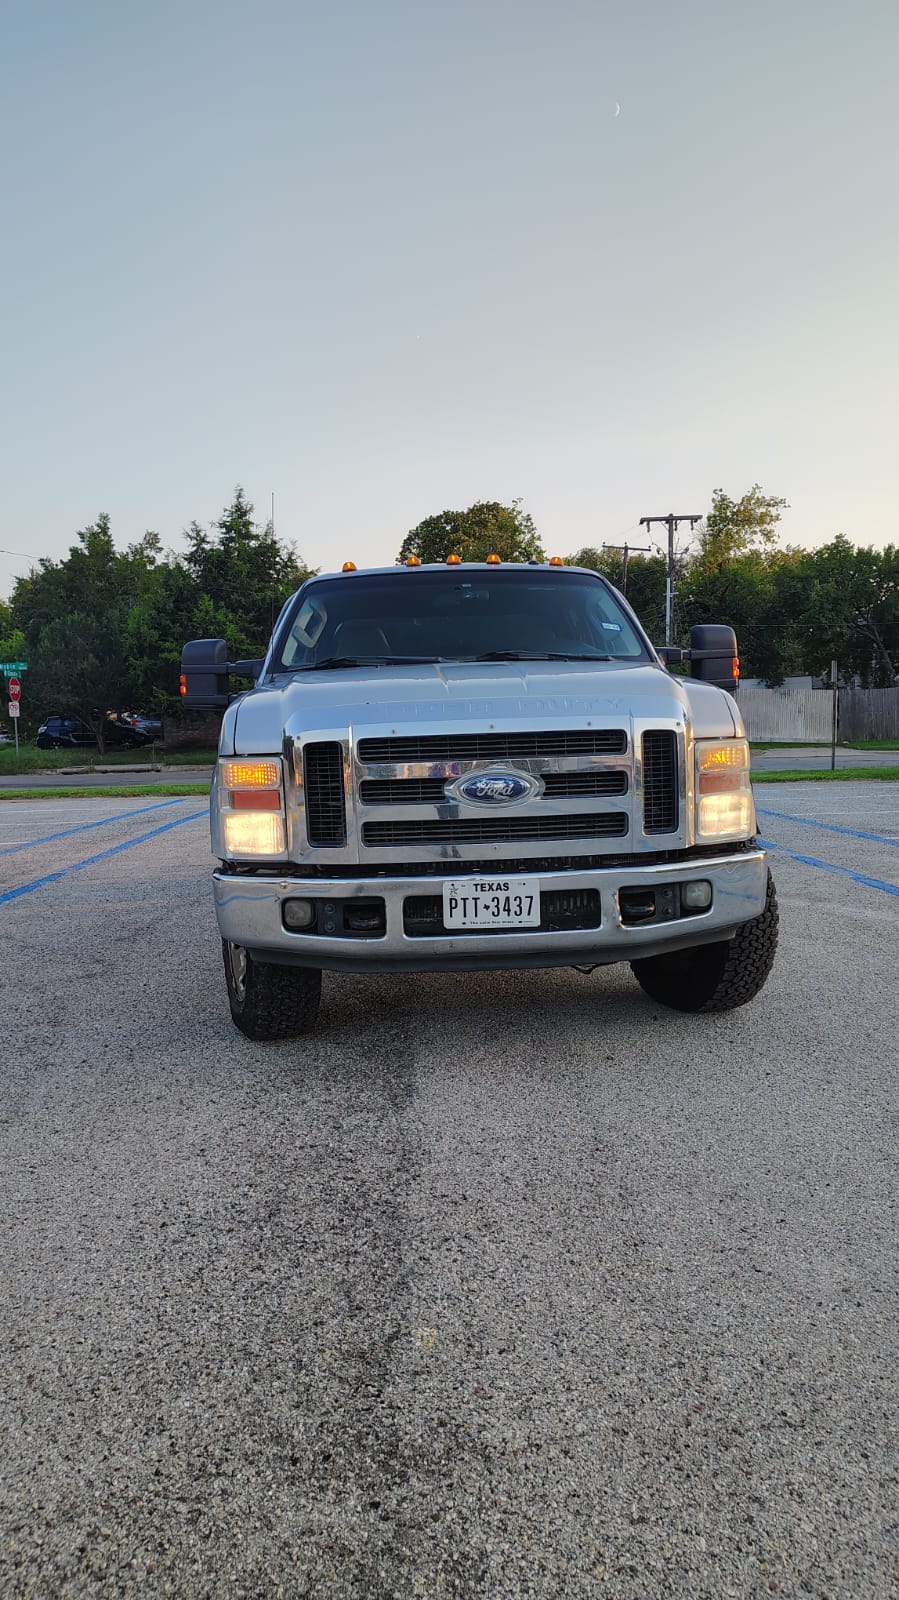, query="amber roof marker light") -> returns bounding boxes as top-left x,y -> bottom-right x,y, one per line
486,553 -> 502,565
549,556 -> 565,567
446,553 -> 461,565
341,561 -> 357,572
405,555 -> 422,567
